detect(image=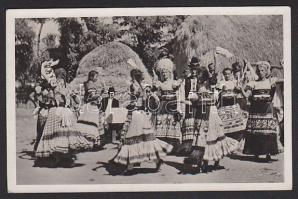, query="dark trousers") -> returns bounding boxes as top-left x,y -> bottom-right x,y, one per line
105,123 -> 124,143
